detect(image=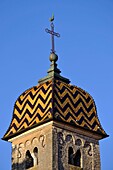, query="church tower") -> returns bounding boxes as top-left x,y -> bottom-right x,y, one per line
3,17 -> 108,170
